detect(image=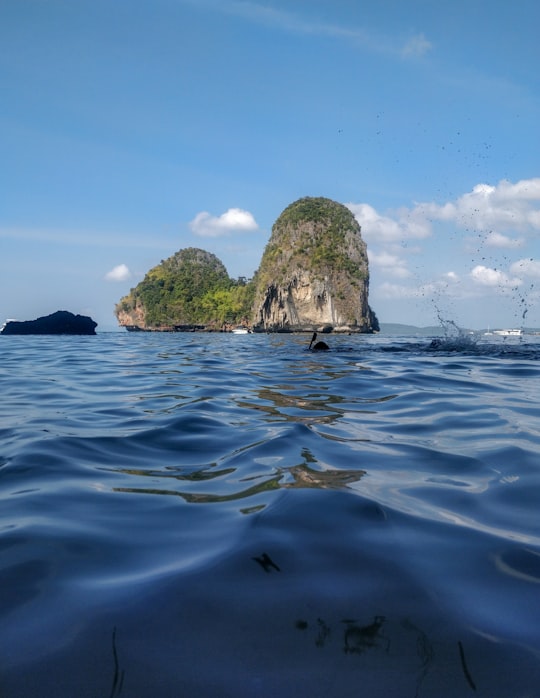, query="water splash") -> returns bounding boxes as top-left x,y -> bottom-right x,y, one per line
428,305 -> 479,352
